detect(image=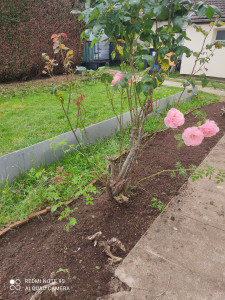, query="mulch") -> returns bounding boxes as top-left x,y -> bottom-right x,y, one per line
0,101 -> 224,300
